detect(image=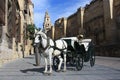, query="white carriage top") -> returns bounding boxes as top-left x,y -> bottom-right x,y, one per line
61,37 -> 92,51
61,37 -> 91,42
61,37 -> 78,41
